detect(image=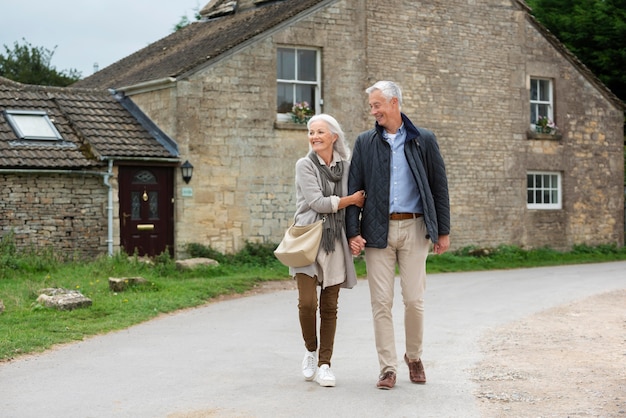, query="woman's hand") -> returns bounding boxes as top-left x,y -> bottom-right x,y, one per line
349,235 -> 366,255
338,190 -> 366,210
352,190 -> 366,208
